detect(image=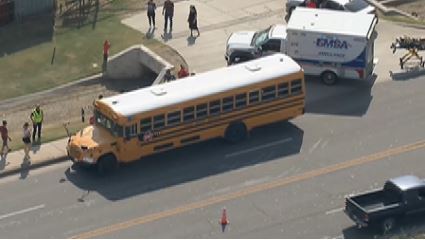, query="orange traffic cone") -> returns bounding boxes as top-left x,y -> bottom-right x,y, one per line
220,208 -> 229,225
